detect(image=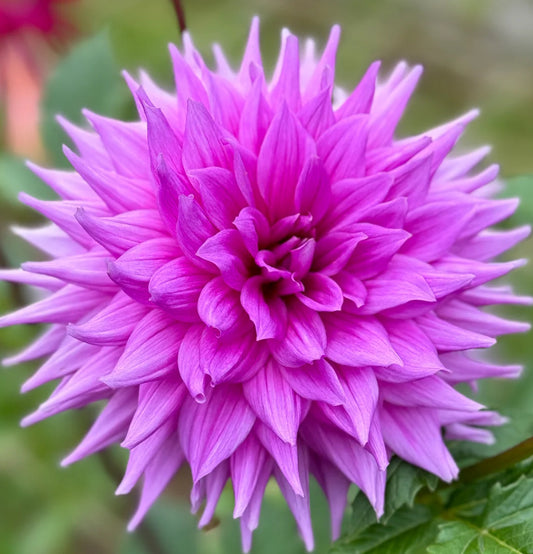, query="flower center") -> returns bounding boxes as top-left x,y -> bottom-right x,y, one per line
254,215 -> 317,297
